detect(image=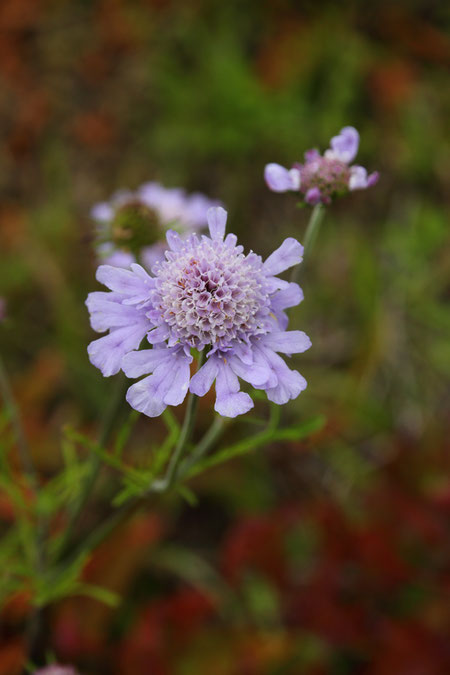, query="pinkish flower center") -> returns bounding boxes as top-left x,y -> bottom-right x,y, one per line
299,156 -> 350,202
153,238 -> 272,350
